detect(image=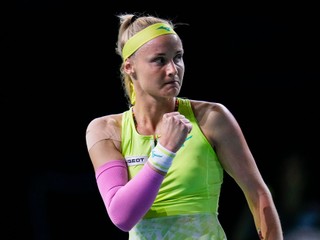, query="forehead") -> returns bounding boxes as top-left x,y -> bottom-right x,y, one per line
137,34 -> 183,54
